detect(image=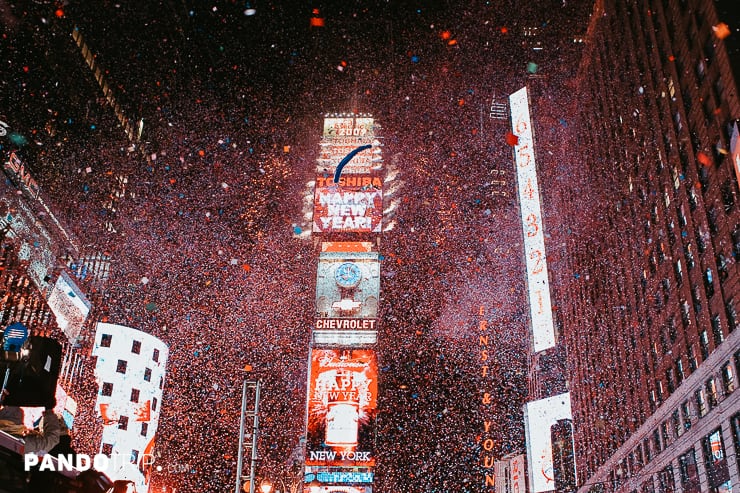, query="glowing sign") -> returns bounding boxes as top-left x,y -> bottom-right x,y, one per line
306,349 -> 377,468
510,86 -> 556,352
